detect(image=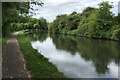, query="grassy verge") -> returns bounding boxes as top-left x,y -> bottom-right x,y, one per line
2,37 -> 8,55
18,31 -> 68,78
2,38 -> 7,47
